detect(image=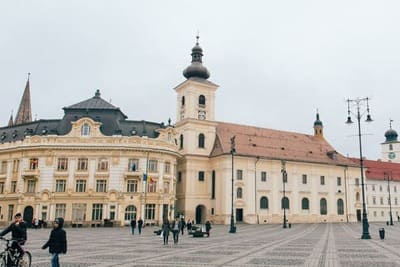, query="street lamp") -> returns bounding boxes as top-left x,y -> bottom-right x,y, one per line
346,97 -> 372,239
229,135 -> 236,233
281,161 -> 288,229
384,171 -> 394,226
